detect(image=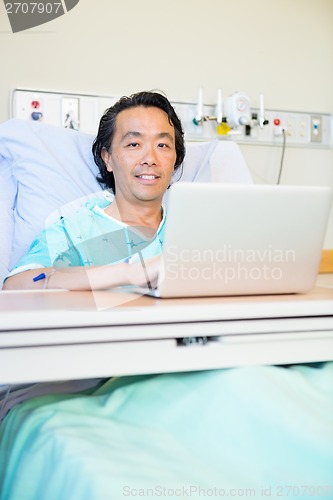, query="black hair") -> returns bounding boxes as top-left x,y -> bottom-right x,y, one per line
92,91 -> 185,193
